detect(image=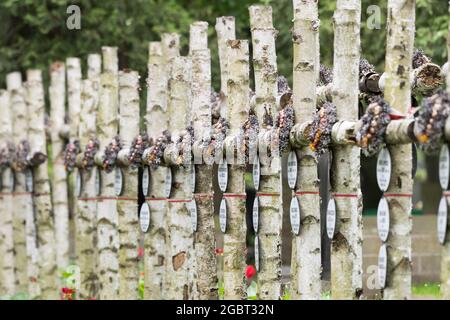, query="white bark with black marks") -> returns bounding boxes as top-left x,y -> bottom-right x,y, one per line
49,62 -> 70,275
290,0 -> 322,300
249,5 -> 283,300
117,70 -> 140,299
26,69 -> 58,299
330,0 -> 363,300
223,39 -> 249,300
96,46 -> 120,300
76,54 -> 101,299
0,90 -> 15,296
442,1 -> 450,300
164,55 -> 193,300
382,0 -> 415,300
189,21 -> 219,300
7,72 -> 29,295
